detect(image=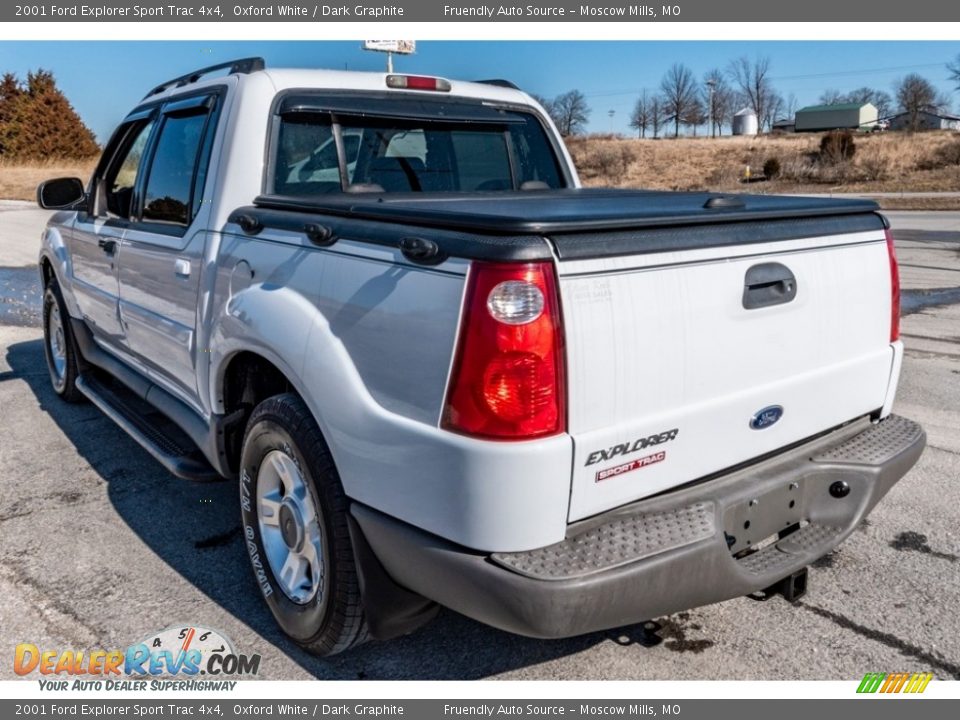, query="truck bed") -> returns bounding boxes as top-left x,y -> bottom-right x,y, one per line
235,187 -> 895,522
244,189 -> 884,261
252,187 -> 878,232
